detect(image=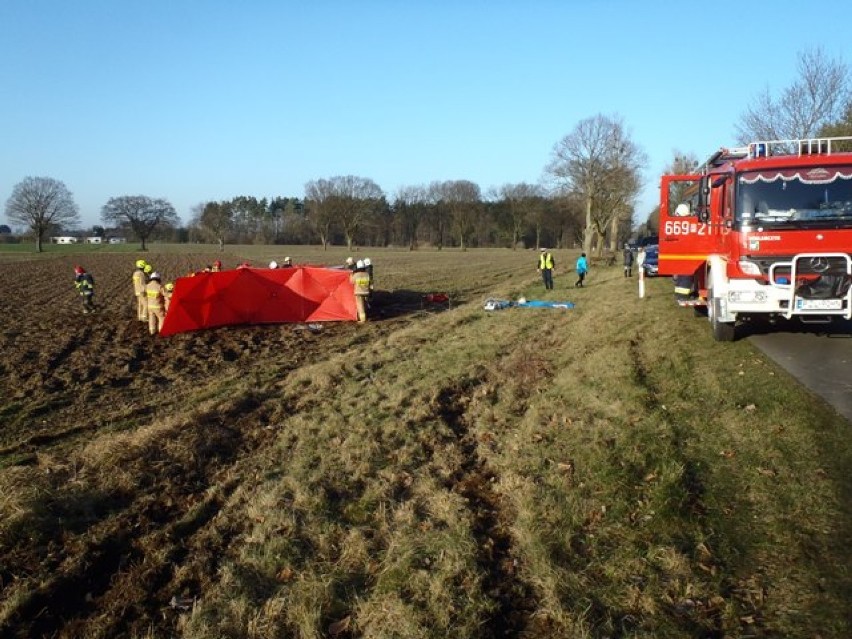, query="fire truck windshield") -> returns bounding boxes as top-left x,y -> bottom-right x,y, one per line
736,166 -> 852,228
